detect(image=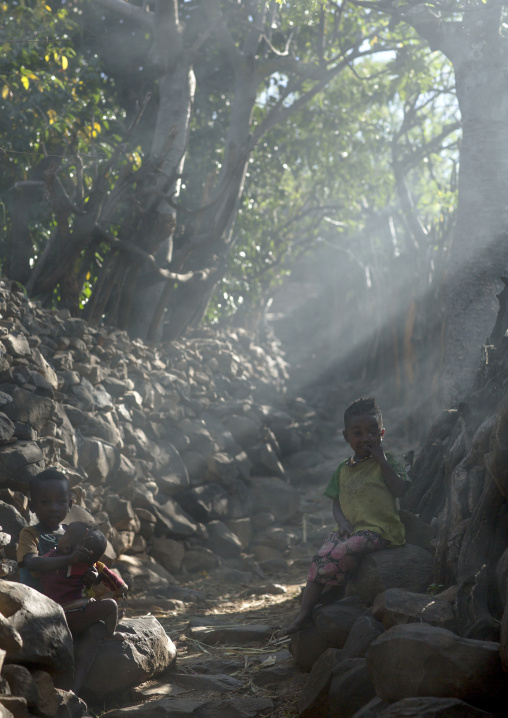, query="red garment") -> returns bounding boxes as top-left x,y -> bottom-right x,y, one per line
40,549 -> 127,607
